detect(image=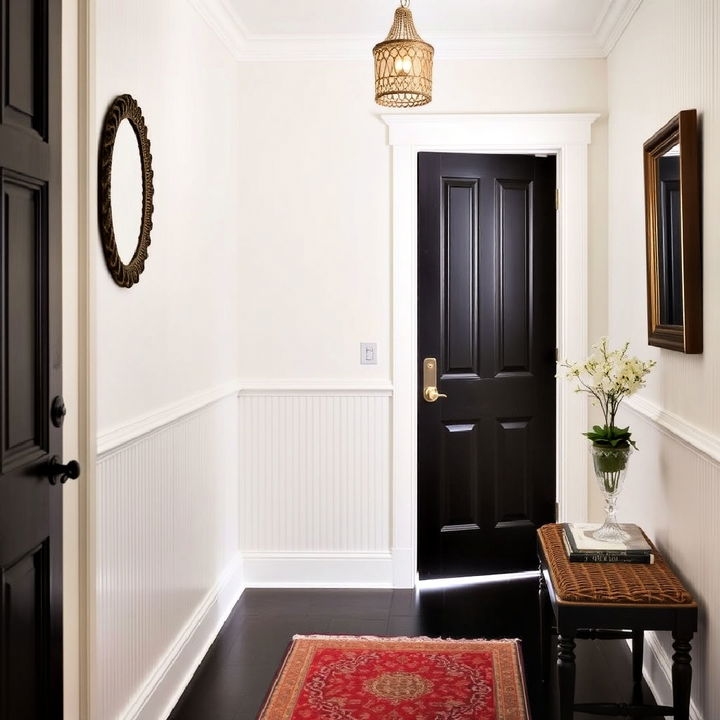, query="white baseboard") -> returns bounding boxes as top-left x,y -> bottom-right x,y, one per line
121,553 -> 245,720
242,552 -> 394,588
392,547 -> 415,589
628,633 -> 703,720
